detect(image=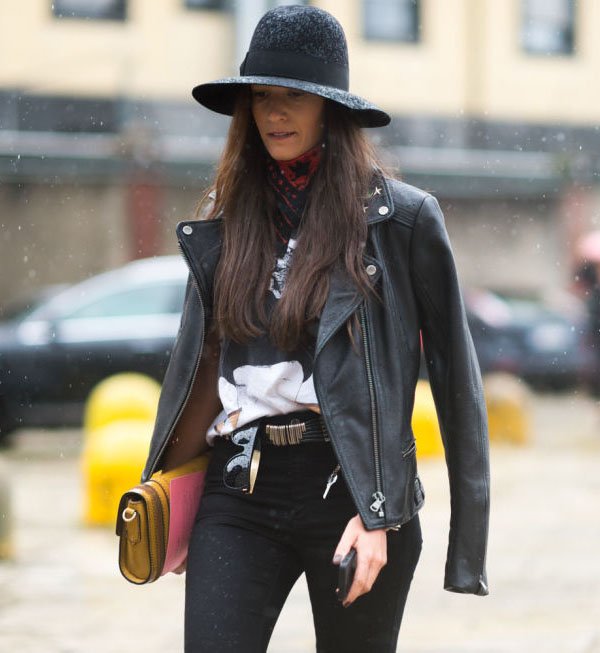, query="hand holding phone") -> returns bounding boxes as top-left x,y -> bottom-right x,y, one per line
336,547 -> 357,603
